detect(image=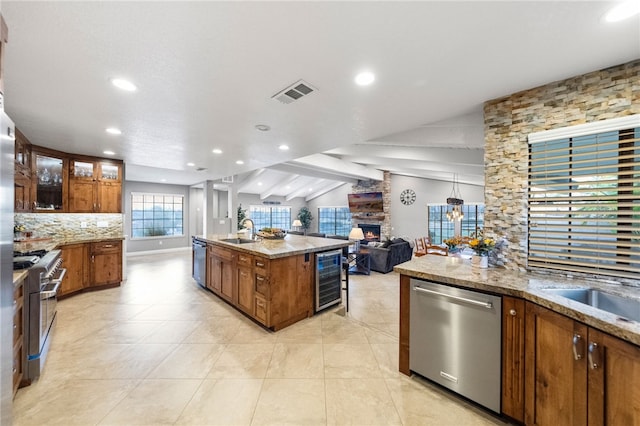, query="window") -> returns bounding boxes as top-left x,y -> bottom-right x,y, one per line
131,193 -> 184,238
318,207 -> 352,236
528,115 -> 640,279
427,204 -> 484,244
249,205 -> 291,230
